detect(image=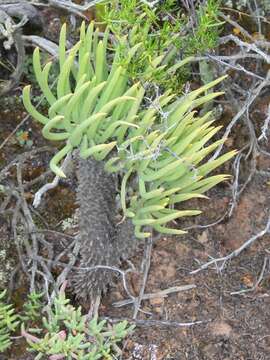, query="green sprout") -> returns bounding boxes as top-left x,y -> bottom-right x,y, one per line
0,290 -> 20,352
